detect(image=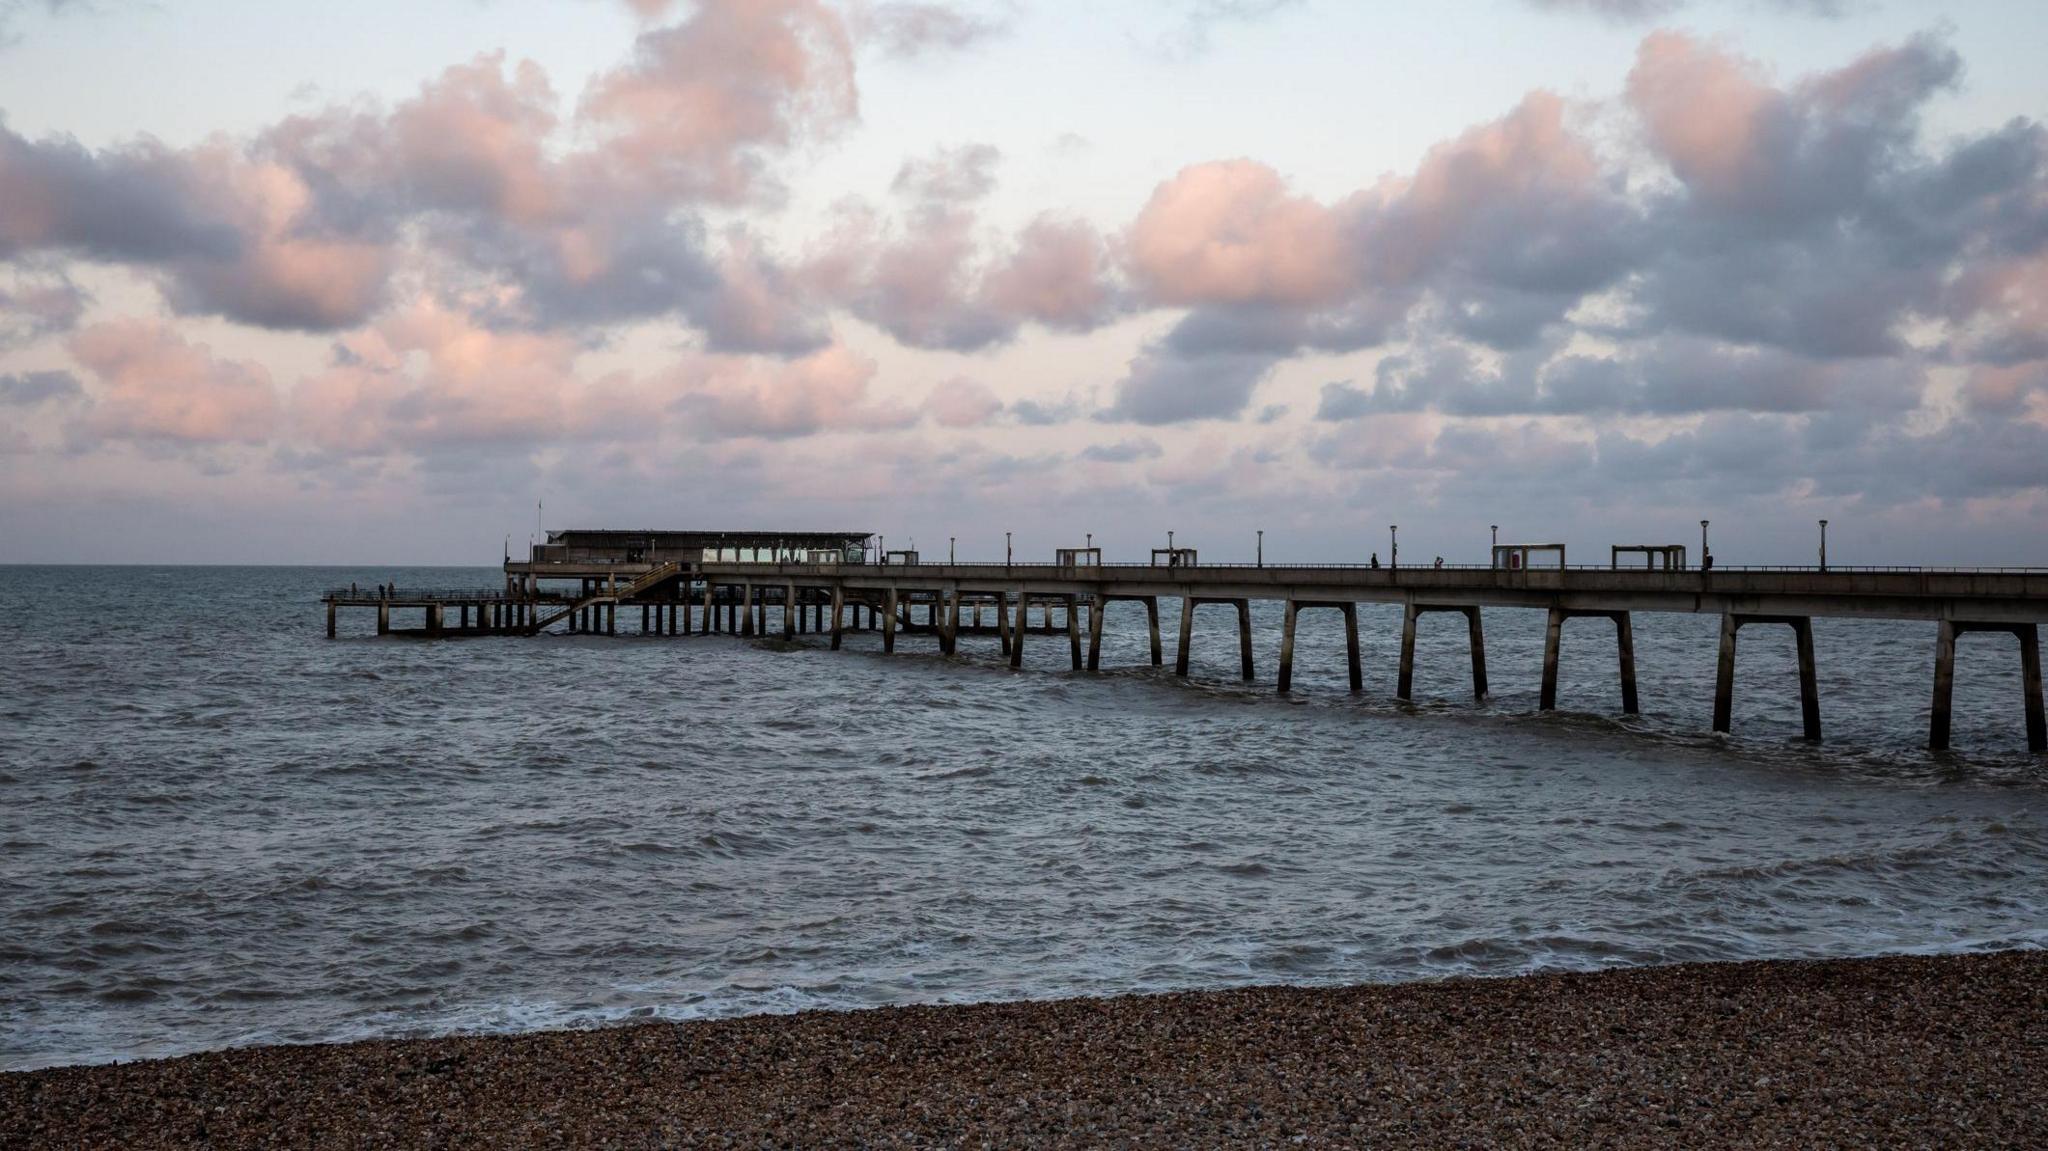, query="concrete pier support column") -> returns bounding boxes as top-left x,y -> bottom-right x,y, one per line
428,604 -> 444,637
701,584 -> 714,634
327,601 -> 337,638
1713,614 -> 1818,740
1066,595 -> 1083,670
1145,597 -> 1163,666
1086,595 -> 1107,671
1541,607 -> 1566,712
1614,612 -> 1637,714
1010,595 -> 1029,669
1930,622 -> 2046,752
884,587 -> 899,653
943,589 -> 960,656
1712,613 -> 1739,733
641,604 -> 649,633
1235,600 -> 1254,681
1465,607 -> 1487,699
829,586 -> 845,651
1344,603 -> 1364,693
783,583 -> 796,641
1398,603 -> 1421,702
1278,600 -> 1299,694
740,584 -> 755,637
996,596 -> 1012,657
378,601 -> 389,635
1792,617 -> 1819,740
2022,624 -> 2046,752
1175,597 -> 1195,677
606,604 -> 616,636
